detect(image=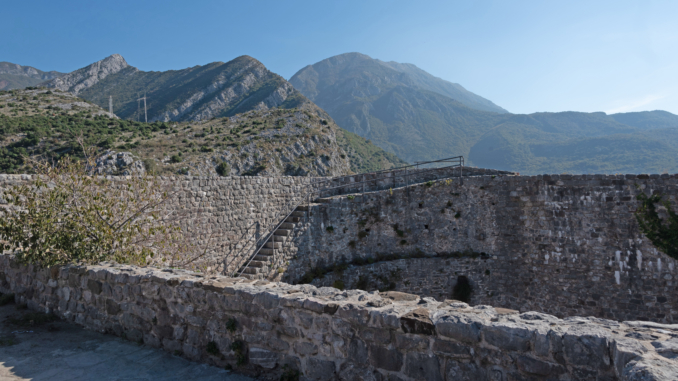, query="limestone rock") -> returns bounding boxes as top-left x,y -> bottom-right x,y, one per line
92,151 -> 145,176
